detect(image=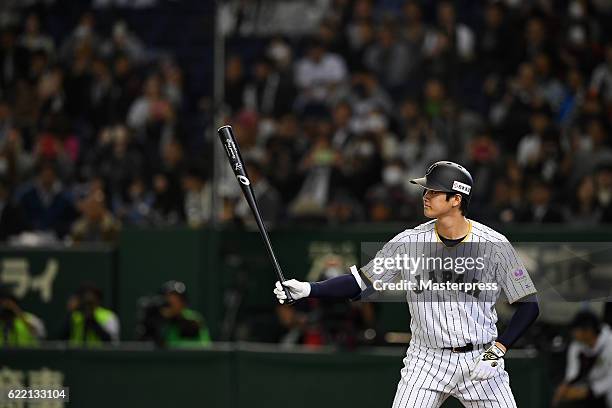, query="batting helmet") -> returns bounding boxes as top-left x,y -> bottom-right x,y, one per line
409,161 -> 473,197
